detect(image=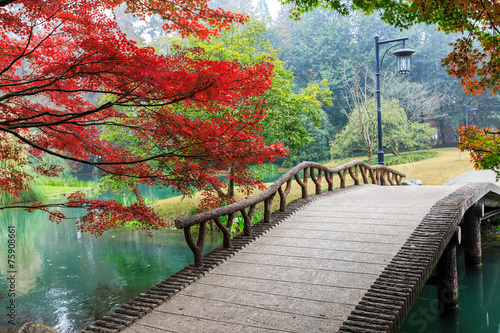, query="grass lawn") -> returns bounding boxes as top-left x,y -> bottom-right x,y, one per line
387,147 -> 474,185
41,185 -> 95,196
151,147 -> 476,225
